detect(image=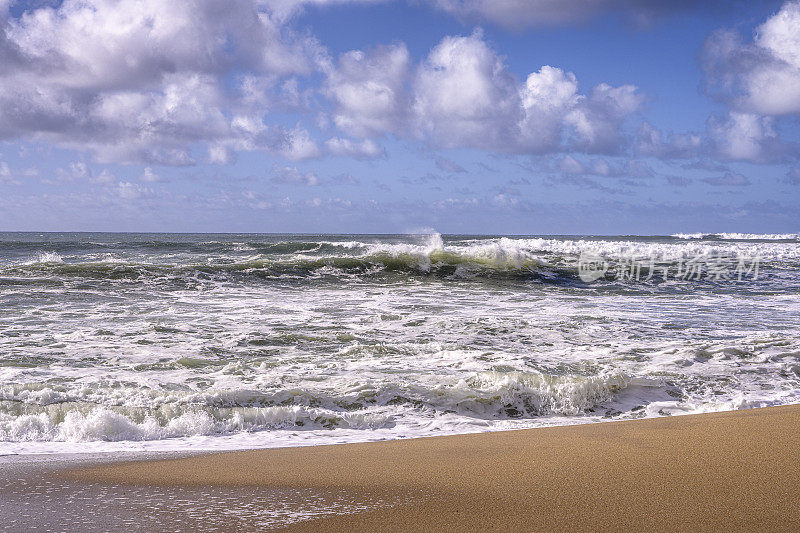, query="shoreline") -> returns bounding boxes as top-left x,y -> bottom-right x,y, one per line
54,404 -> 800,531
